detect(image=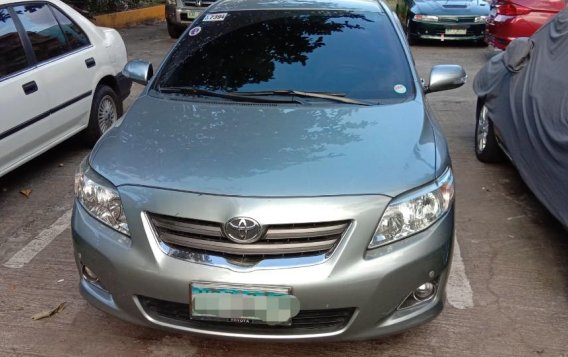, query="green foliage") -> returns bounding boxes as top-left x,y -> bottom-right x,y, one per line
64,0 -> 164,15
